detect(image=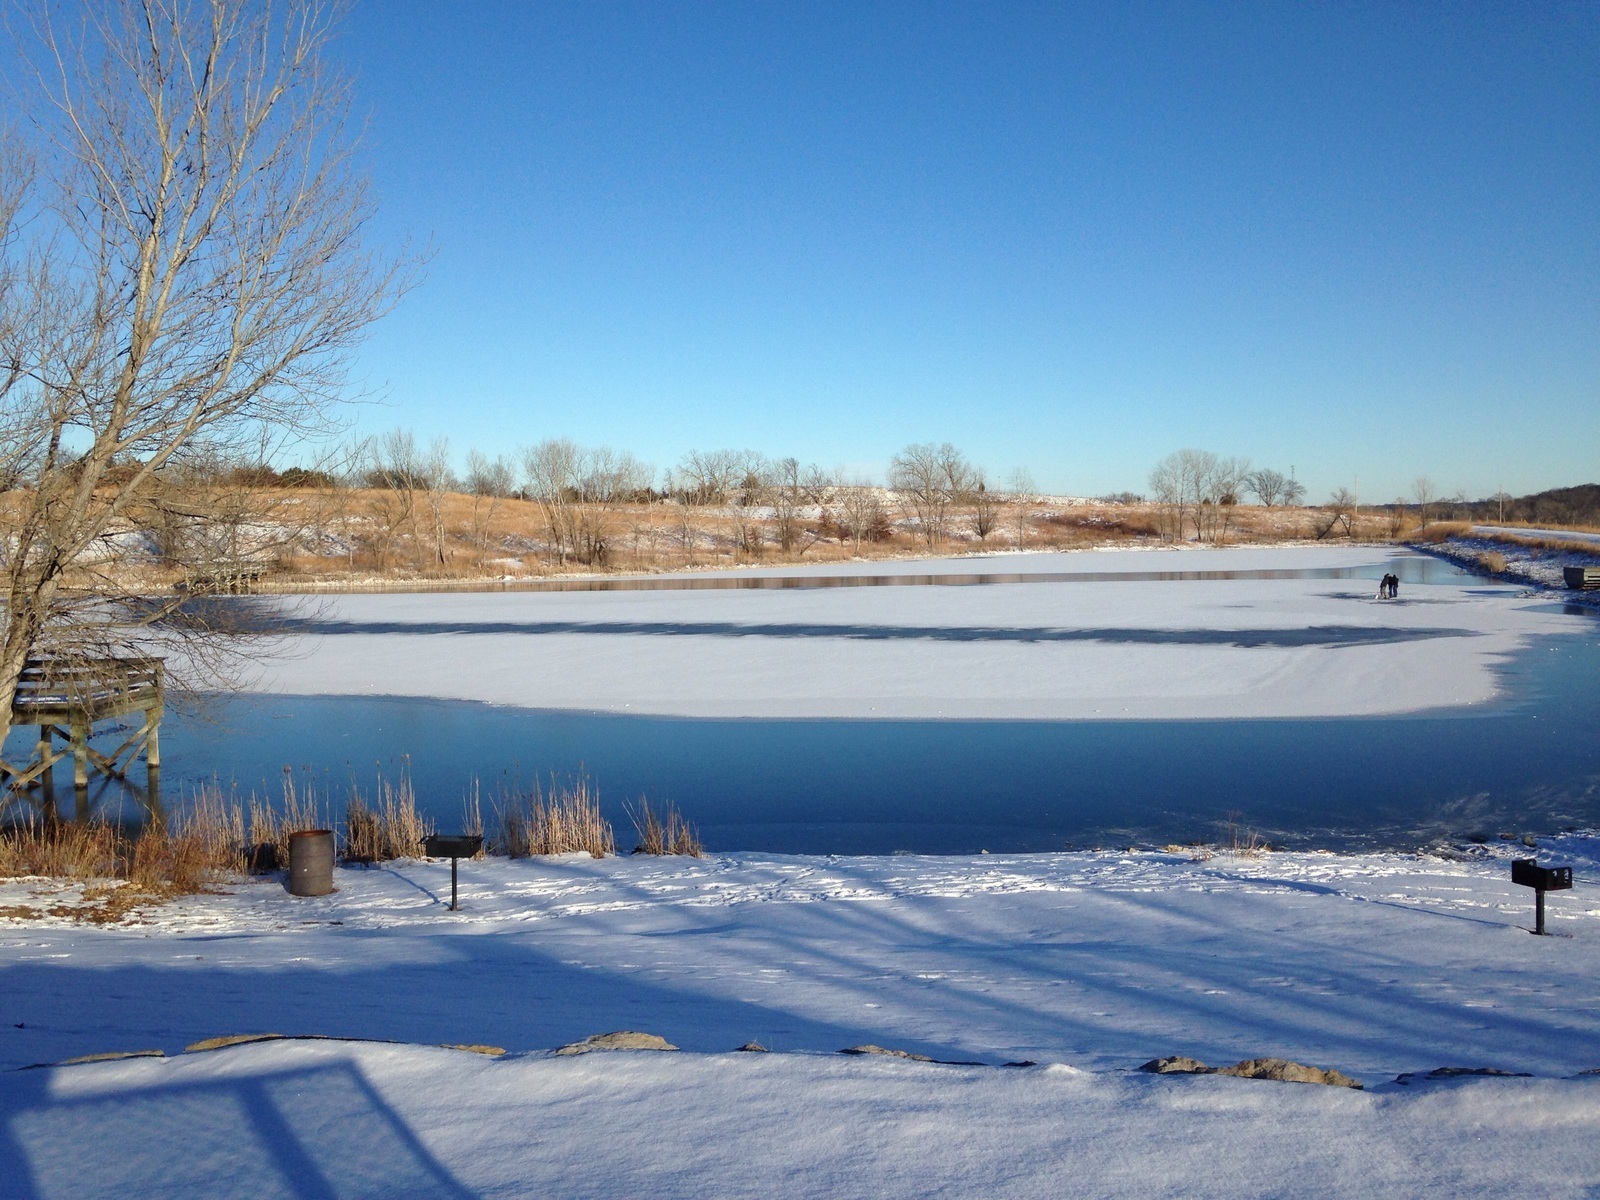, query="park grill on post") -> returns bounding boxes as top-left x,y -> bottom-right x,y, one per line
423,834 -> 484,911
1511,858 -> 1572,935
1,657 -> 164,813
